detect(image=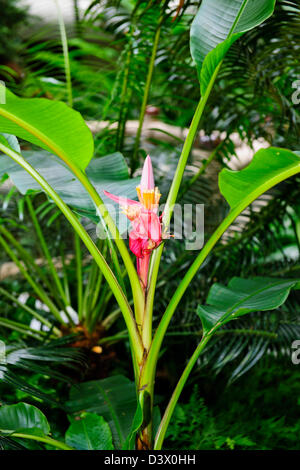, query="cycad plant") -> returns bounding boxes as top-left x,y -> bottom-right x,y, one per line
0,0 -> 300,451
